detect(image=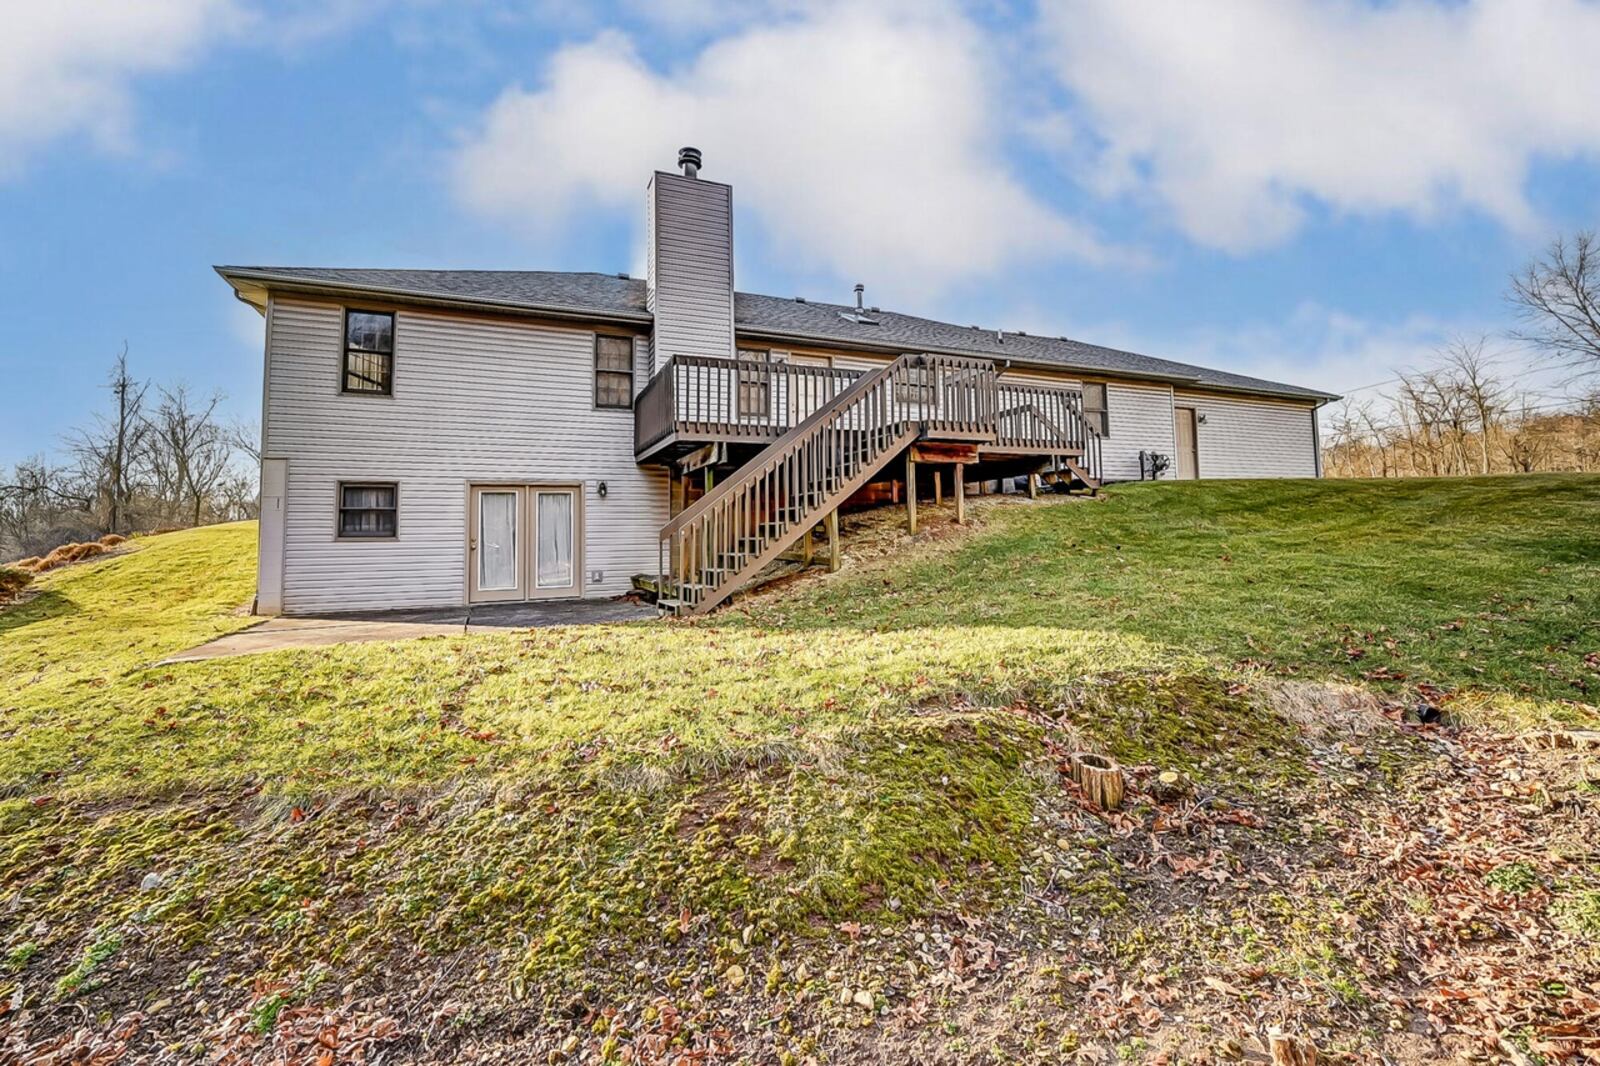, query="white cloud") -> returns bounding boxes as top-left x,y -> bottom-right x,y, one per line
0,0 -> 252,175
1153,305 -> 1463,399
1037,0 -> 1600,251
451,1 -> 1110,293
